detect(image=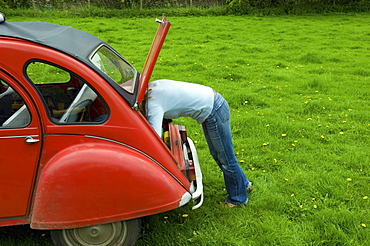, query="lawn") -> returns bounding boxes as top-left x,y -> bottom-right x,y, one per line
1,13 -> 369,245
